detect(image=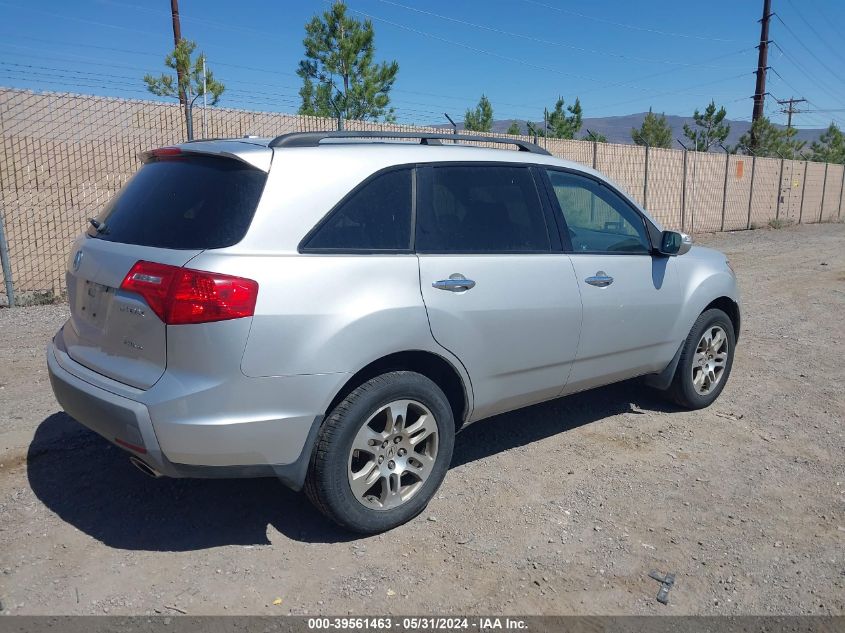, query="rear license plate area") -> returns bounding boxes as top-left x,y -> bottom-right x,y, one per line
79,280 -> 111,327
